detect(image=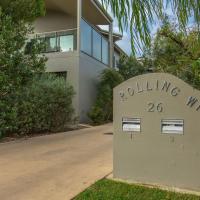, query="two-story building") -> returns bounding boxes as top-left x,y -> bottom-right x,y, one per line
33,0 -> 126,122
